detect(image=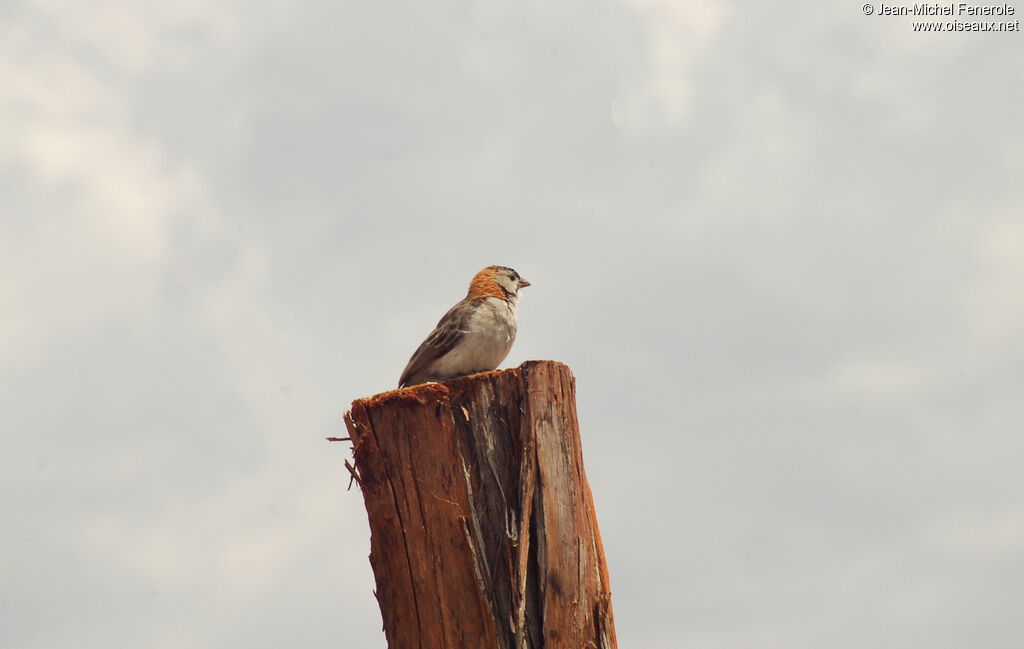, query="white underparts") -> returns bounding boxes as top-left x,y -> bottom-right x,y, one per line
430,297 -> 518,378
